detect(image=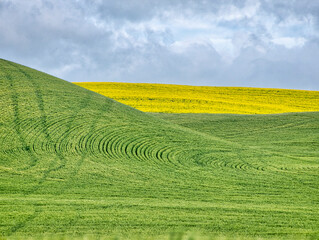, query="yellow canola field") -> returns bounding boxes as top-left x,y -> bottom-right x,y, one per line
75,82 -> 319,114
